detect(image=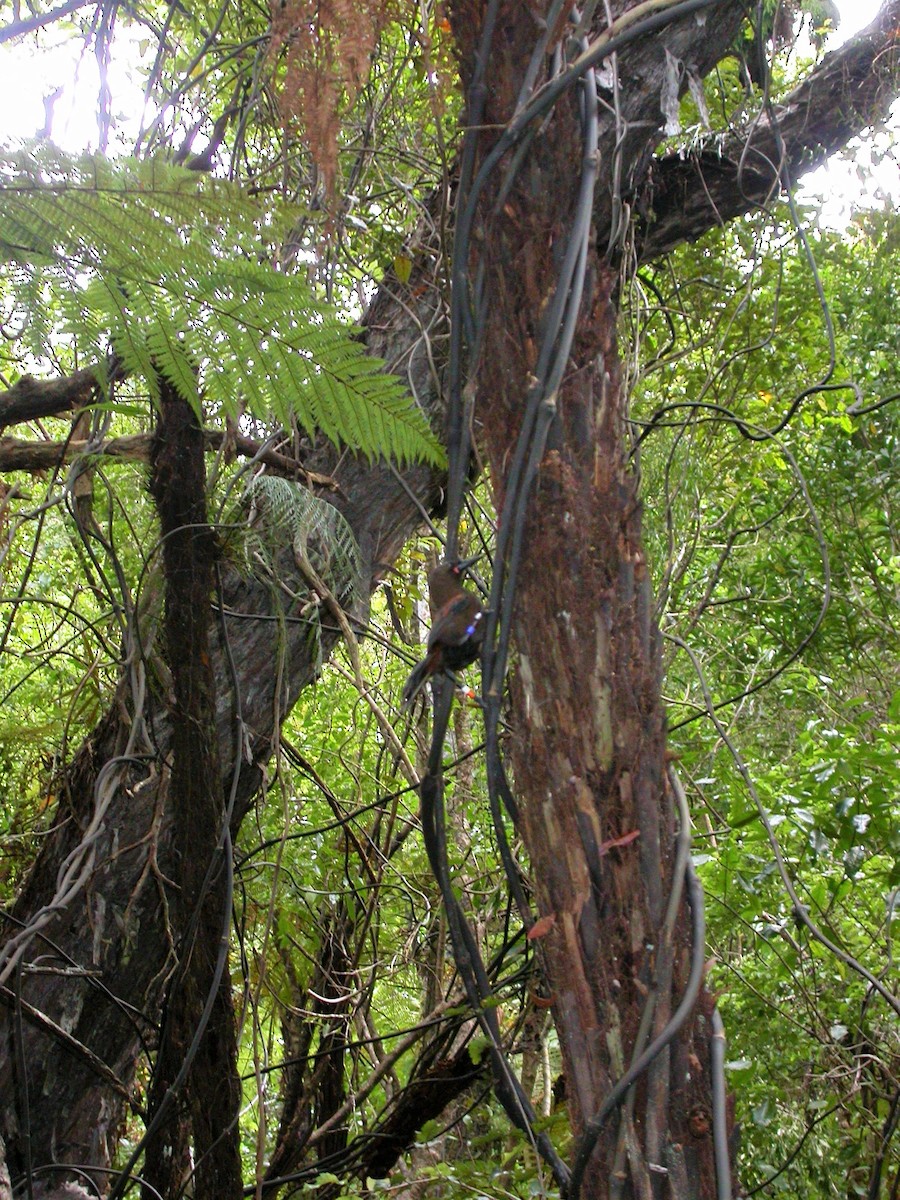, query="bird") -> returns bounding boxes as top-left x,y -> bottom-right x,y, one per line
402,558 -> 486,707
